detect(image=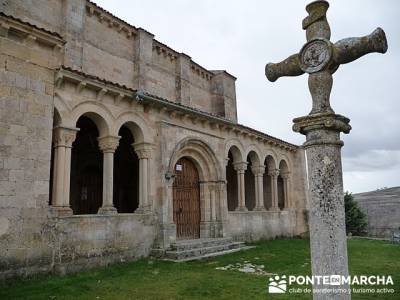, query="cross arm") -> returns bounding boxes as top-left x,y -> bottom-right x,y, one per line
265,53 -> 304,82
333,27 -> 387,66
